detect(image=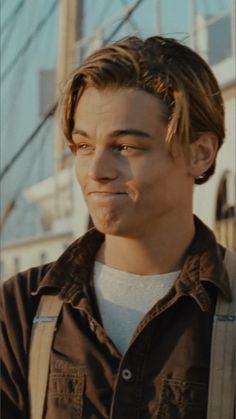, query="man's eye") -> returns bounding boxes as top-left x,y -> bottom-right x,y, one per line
115,144 -> 141,153
120,145 -> 131,151
76,143 -> 94,153
115,144 -> 132,151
